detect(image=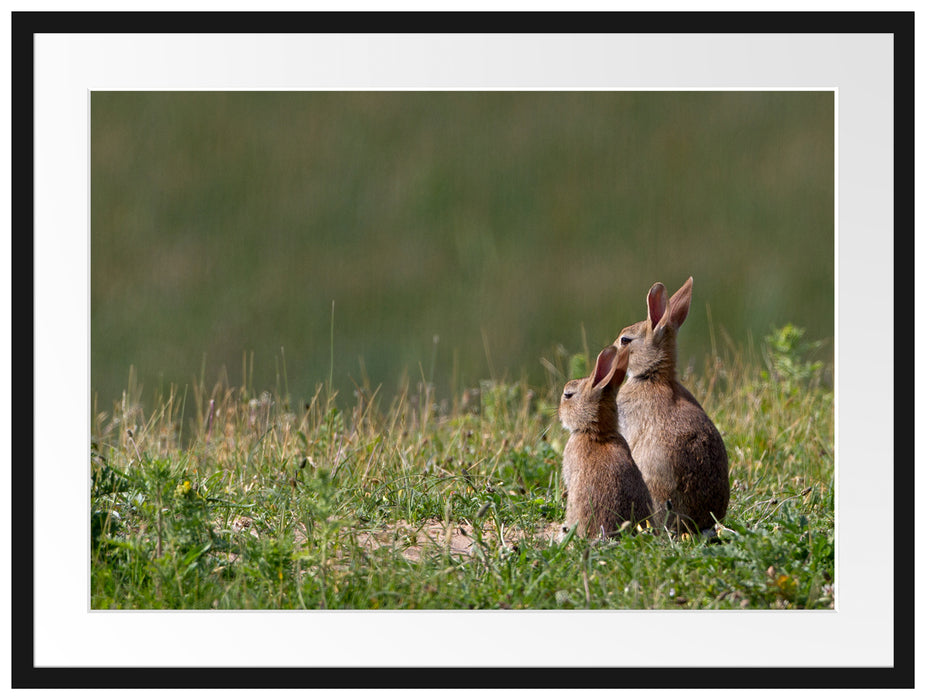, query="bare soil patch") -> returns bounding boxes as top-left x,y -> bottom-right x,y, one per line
225,515 -> 564,562
354,519 -> 565,562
